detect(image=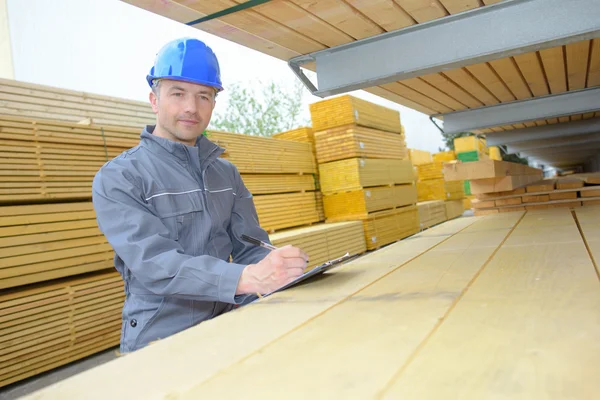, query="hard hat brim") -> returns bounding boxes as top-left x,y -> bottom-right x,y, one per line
146,75 -> 224,92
